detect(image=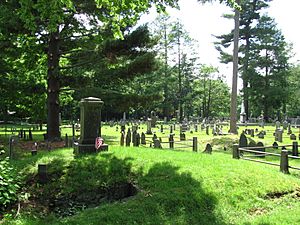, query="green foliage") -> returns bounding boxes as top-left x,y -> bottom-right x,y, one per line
0,154 -> 19,213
